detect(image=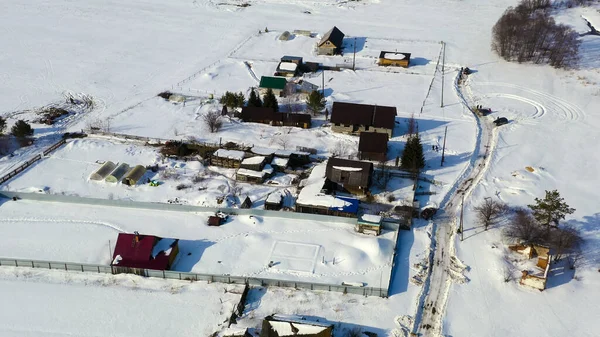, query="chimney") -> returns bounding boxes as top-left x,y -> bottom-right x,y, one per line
134,231 -> 140,244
